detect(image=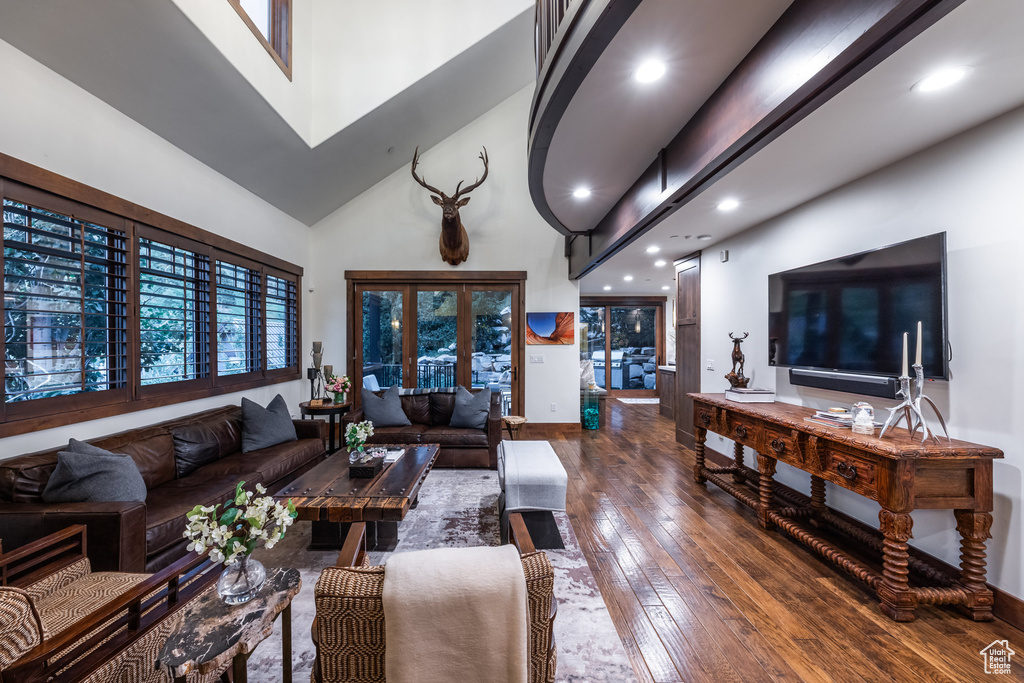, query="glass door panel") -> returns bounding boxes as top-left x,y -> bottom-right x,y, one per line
361,290 -> 403,389
471,289 -> 514,415
610,306 -> 658,391
579,306 -> 606,389
416,289 -> 459,388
